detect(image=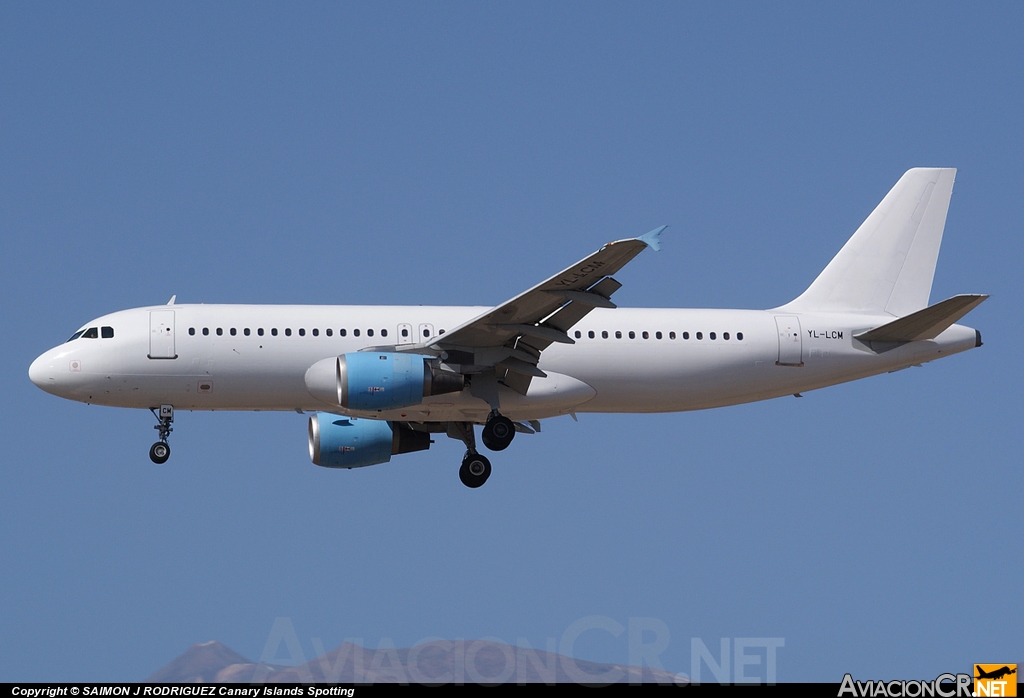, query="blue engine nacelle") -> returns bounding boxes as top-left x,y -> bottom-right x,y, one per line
308,412 -> 431,468
305,352 -> 464,411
